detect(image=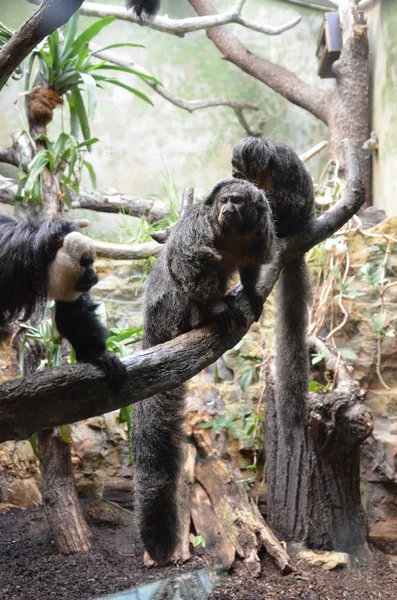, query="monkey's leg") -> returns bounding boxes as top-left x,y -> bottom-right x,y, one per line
132,387 -> 185,564
55,294 -> 126,390
239,264 -> 263,321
